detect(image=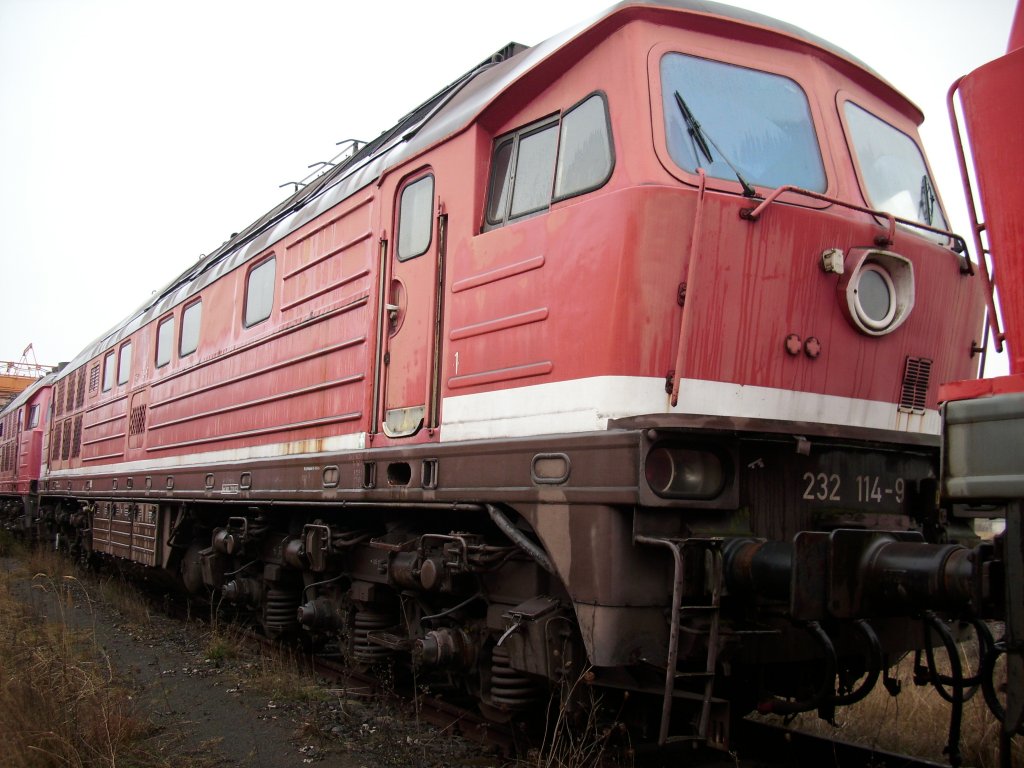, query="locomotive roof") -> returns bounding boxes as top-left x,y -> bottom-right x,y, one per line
60,0 -> 915,381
